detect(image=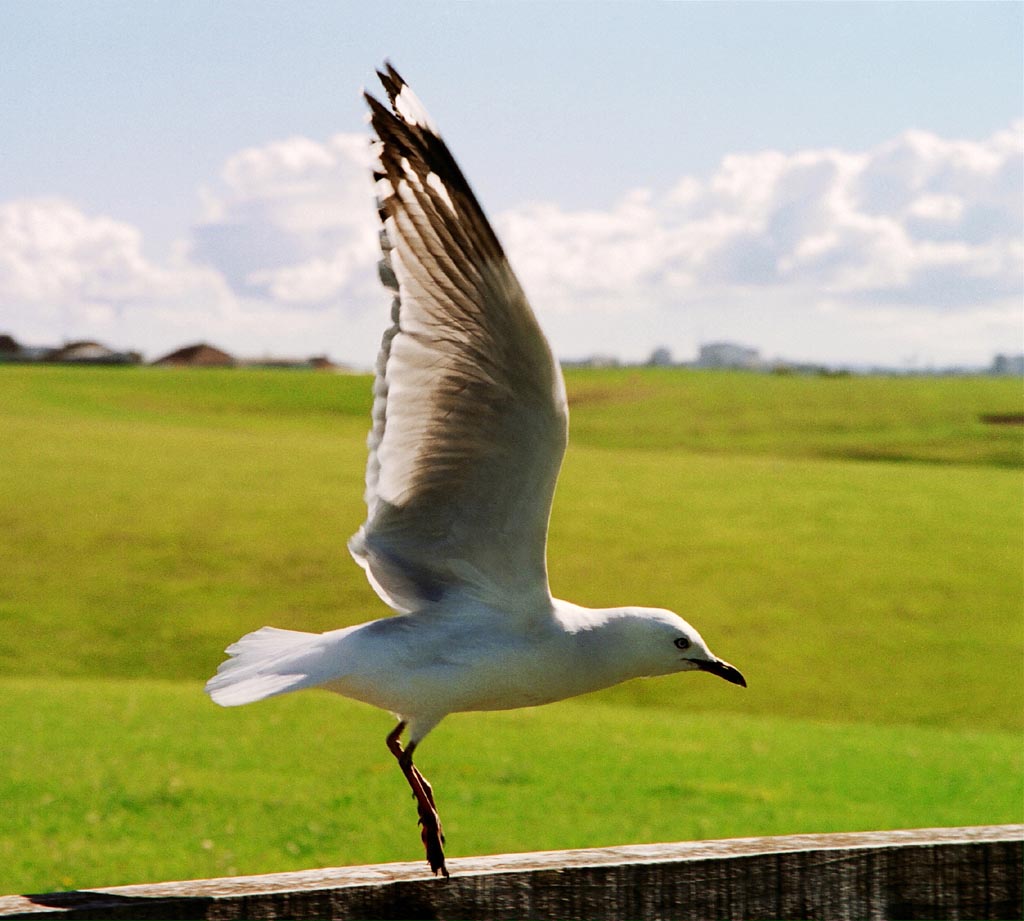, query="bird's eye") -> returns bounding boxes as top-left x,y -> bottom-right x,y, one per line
674,637 -> 691,650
